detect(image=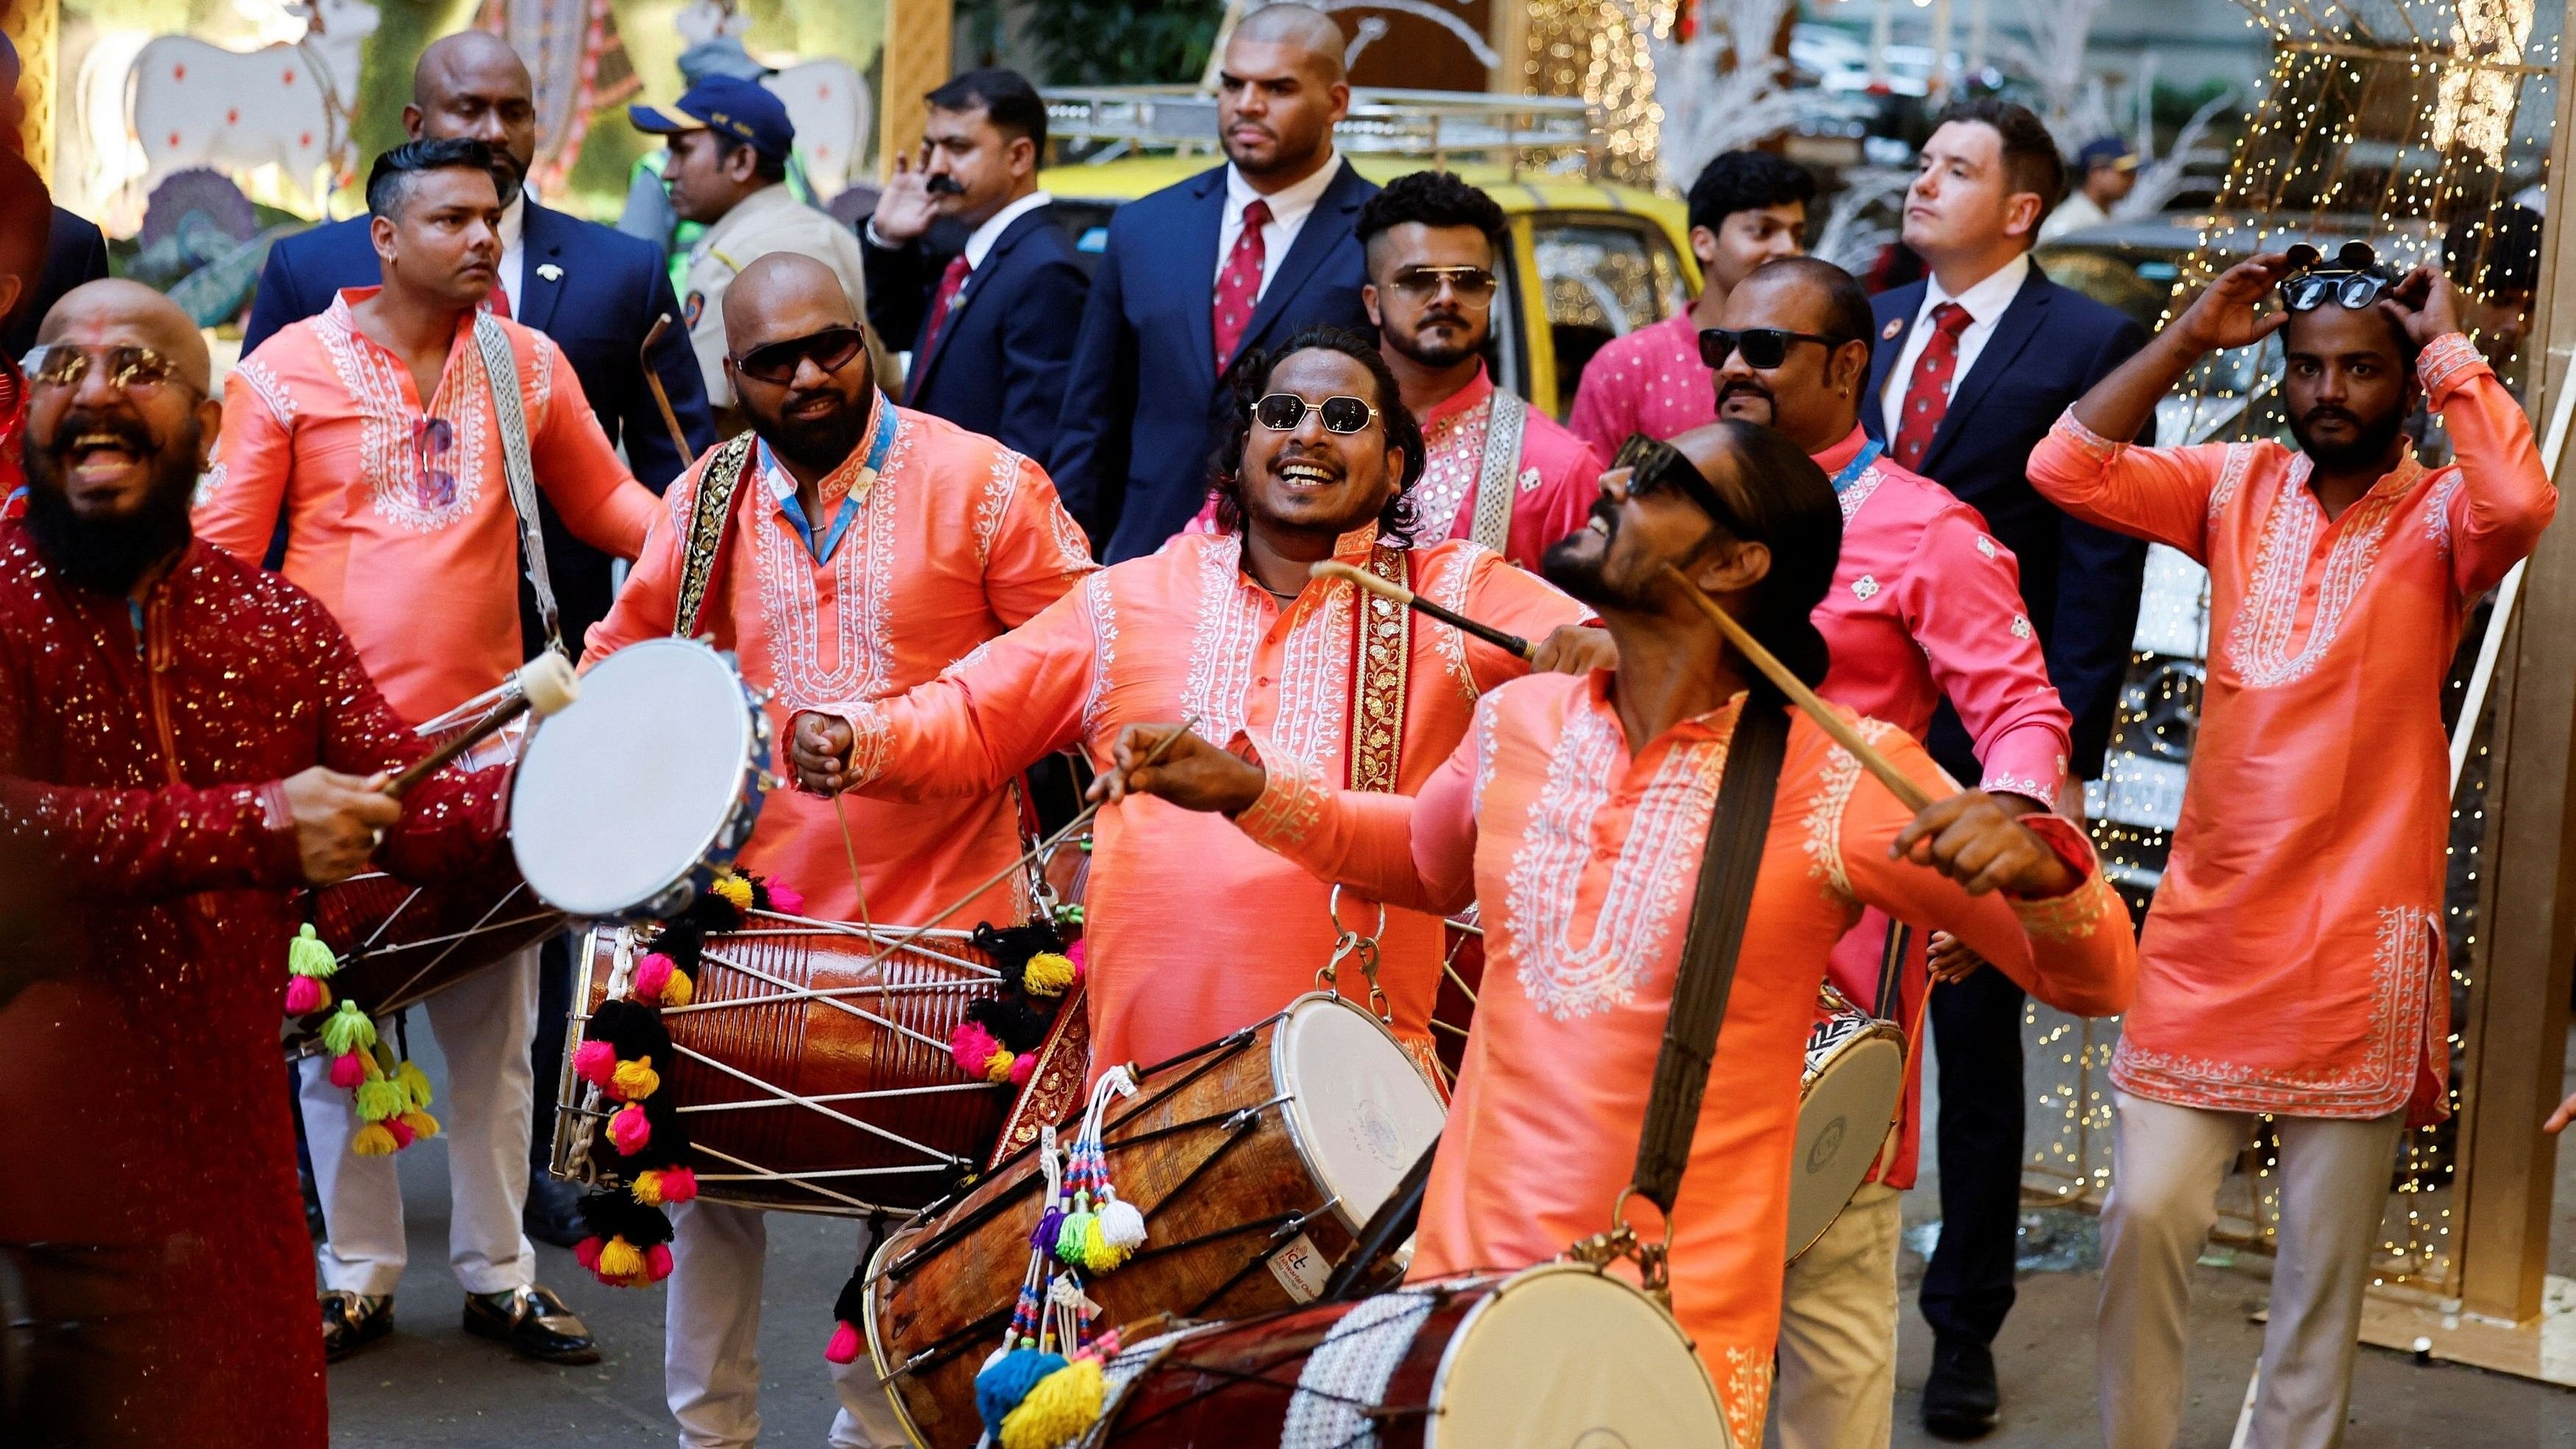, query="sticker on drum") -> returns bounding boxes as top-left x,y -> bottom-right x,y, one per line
1273,995 -> 1449,1230
1426,1265 -> 1733,1448
509,638 -> 767,920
